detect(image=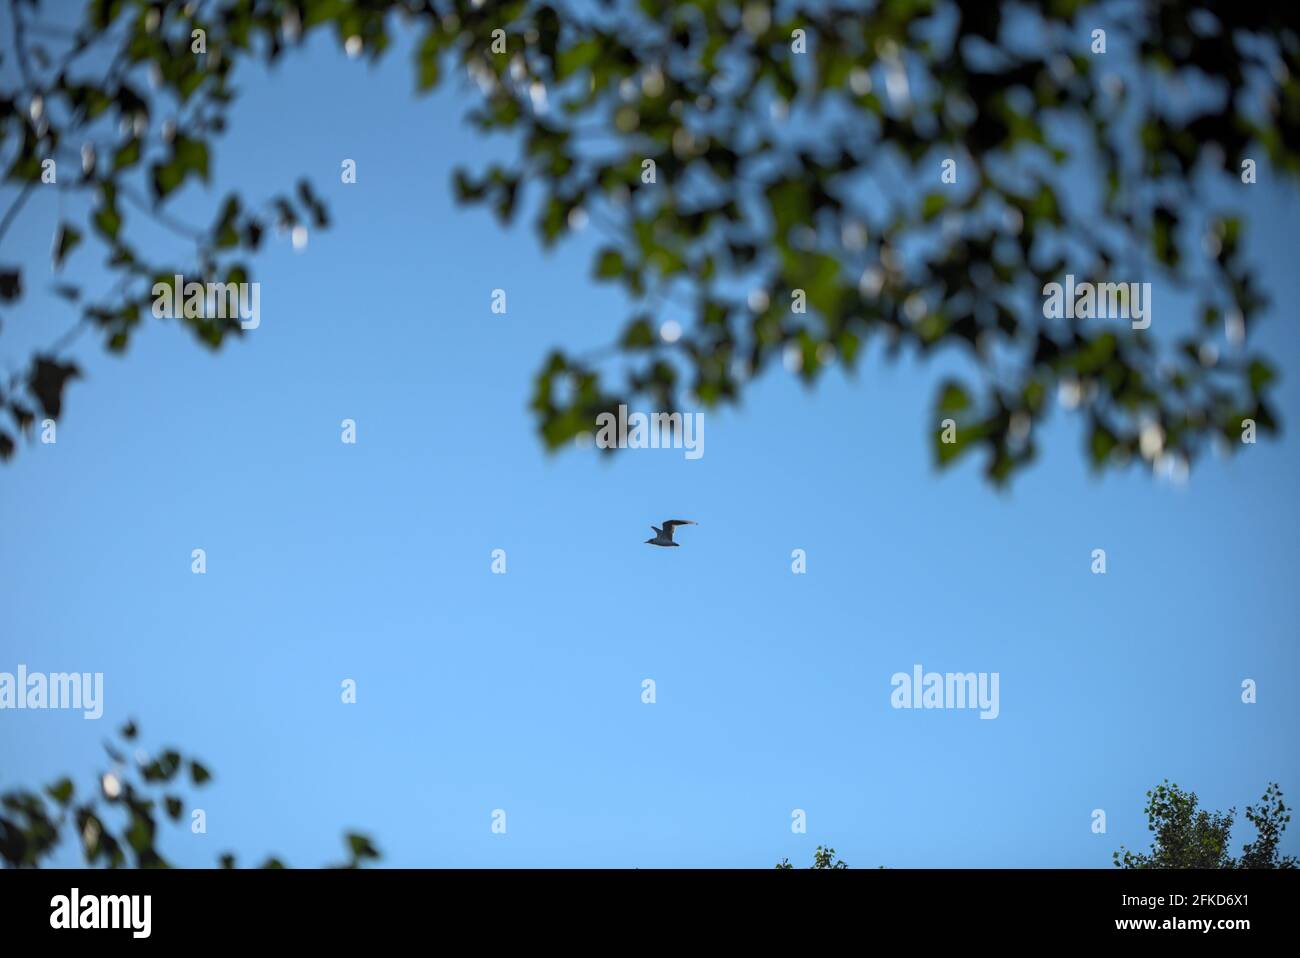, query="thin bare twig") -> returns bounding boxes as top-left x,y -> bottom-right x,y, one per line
0,182 -> 36,247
